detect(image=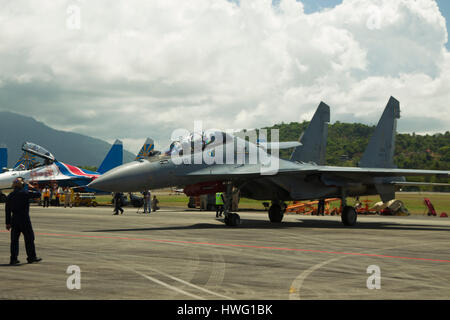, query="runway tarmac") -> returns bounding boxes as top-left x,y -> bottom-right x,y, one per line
1,204 -> 450,300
